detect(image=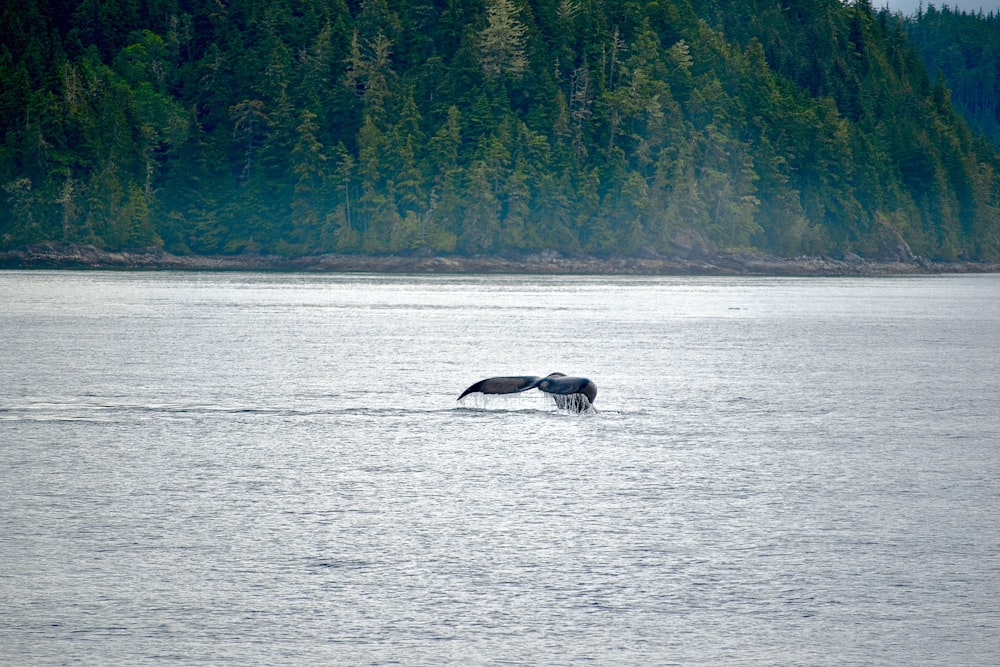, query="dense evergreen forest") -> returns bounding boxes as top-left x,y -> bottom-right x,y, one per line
2,0 -> 999,260
904,5 -> 1000,150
